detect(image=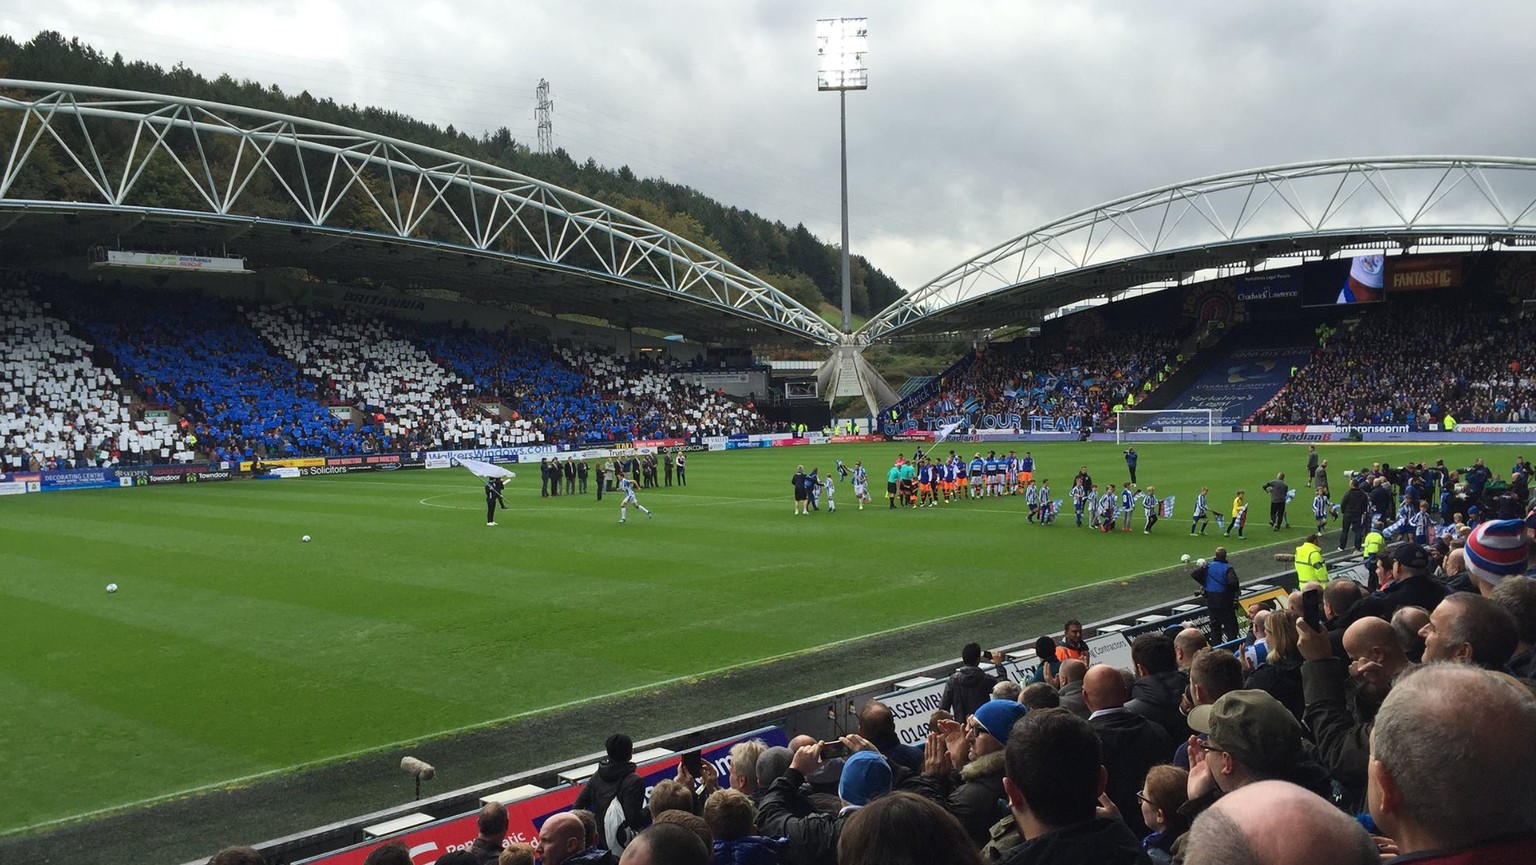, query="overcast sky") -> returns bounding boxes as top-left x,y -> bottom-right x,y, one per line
5,1 -> 1536,294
